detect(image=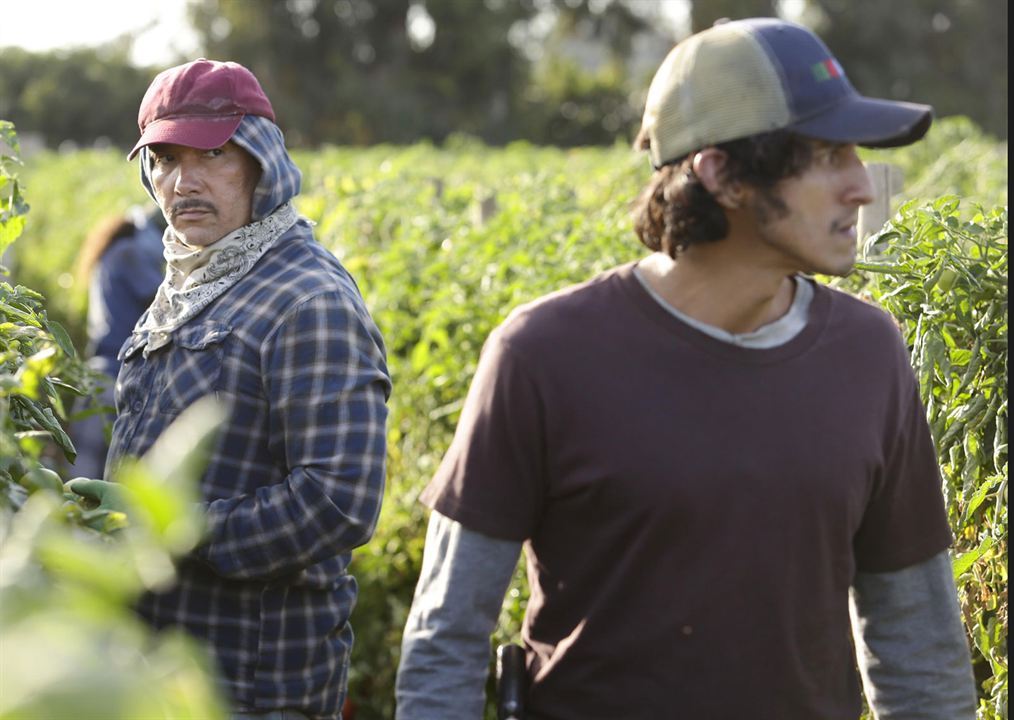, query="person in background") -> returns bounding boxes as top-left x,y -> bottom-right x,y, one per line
395,17 -> 977,720
68,205 -> 166,479
67,58 -> 391,720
